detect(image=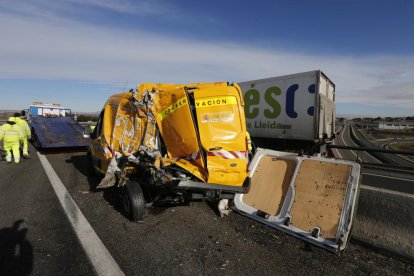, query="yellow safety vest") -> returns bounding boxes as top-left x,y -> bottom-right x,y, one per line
246,131 -> 252,152
15,117 -> 31,137
0,123 -> 24,143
